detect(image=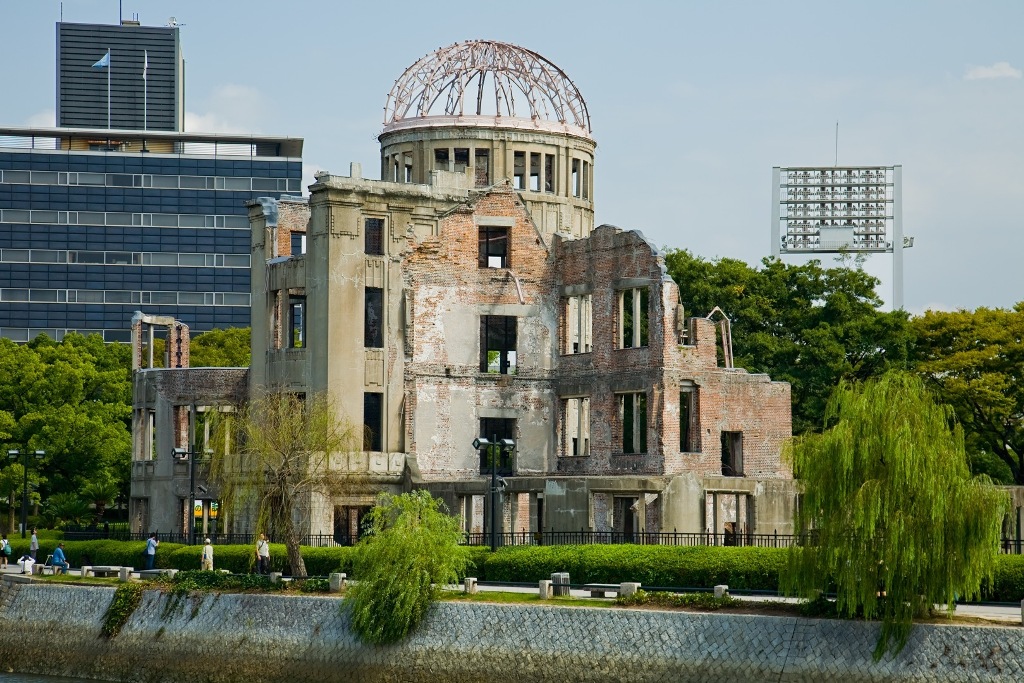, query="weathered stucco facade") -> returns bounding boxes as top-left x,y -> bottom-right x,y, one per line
131,40 -> 798,541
